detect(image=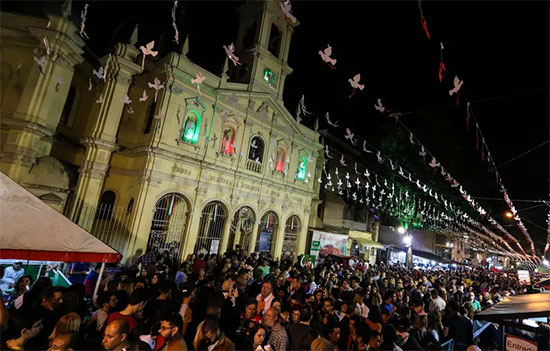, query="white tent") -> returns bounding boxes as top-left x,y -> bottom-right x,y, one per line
0,171 -> 120,263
